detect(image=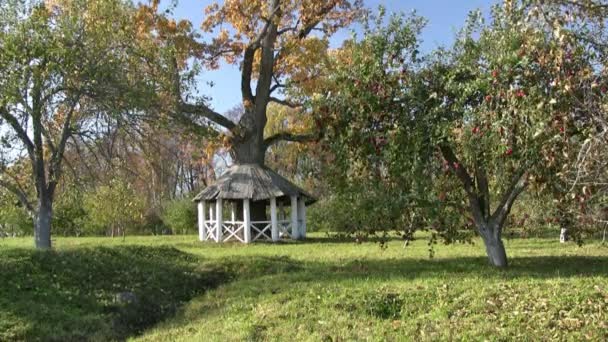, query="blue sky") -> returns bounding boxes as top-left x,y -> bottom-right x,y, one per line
167,0 -> 498,113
